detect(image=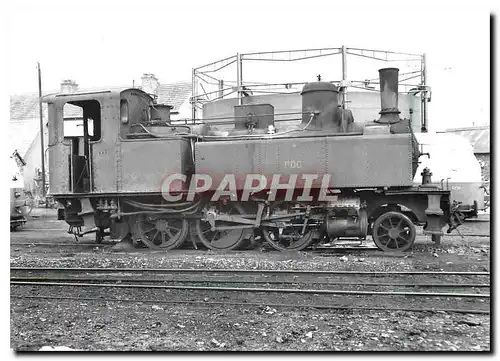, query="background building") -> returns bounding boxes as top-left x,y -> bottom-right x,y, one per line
440,126 -> 490,184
